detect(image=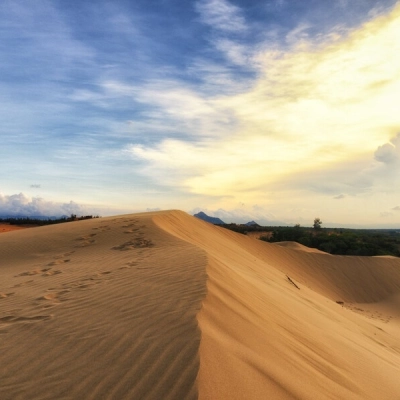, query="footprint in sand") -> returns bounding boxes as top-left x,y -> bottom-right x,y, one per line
124,228 -> 141,234
17,268 -> 51,277
112,238 -> 154,251
38,290 -> 70,302
97,226 -> 111,232
42,270 -> 62,276
119,262 -> 137,269
54,251 -> 75,260
0,292 -> 15,299
75,240 -> 96,248
13,280 -> 34,288
75,233 -> 97,246
127,261 -> 138,266
47,259 -> 70,266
